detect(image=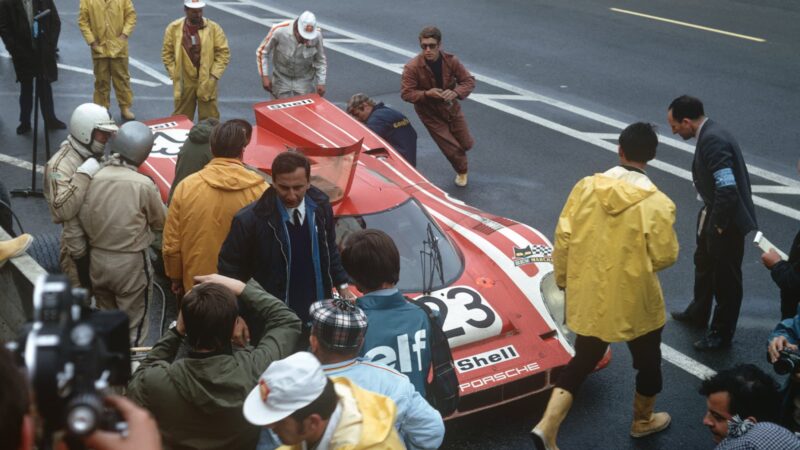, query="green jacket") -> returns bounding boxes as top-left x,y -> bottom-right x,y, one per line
127,281 -> 302,450
168,120 -> 215,203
